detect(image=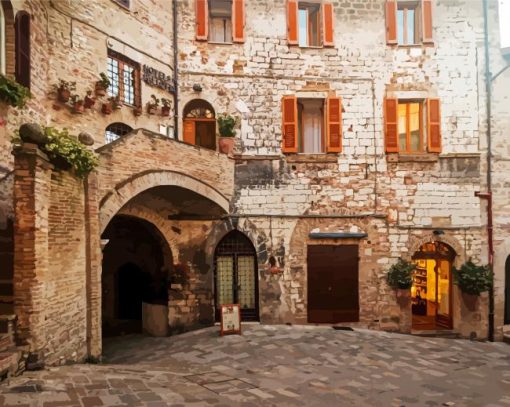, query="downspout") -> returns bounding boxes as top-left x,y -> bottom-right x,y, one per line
173,0 -> 179,140
481,0 -> 494,342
